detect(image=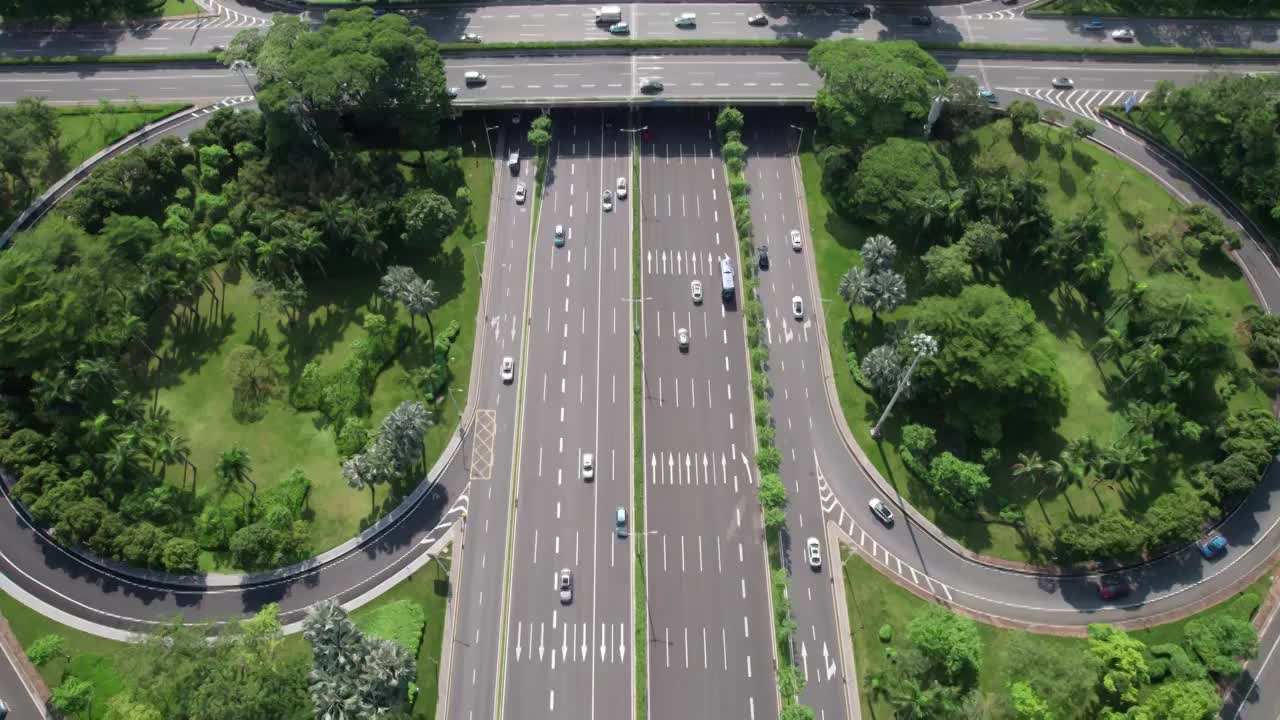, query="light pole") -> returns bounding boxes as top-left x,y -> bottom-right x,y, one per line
448,386 -> 465,438
870,333 -> 937,440
469,240 -> 486,278
483,122 -> 501,158
622,296 -> 652,396
788,123 -> 805,153
637,529 -> 660,641
230,60 -> 257,102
